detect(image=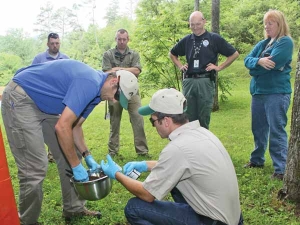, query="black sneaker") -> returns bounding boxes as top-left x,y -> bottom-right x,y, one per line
243,162 -> 264,168
271,173 -> 284,180
62,207 -> 101,223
